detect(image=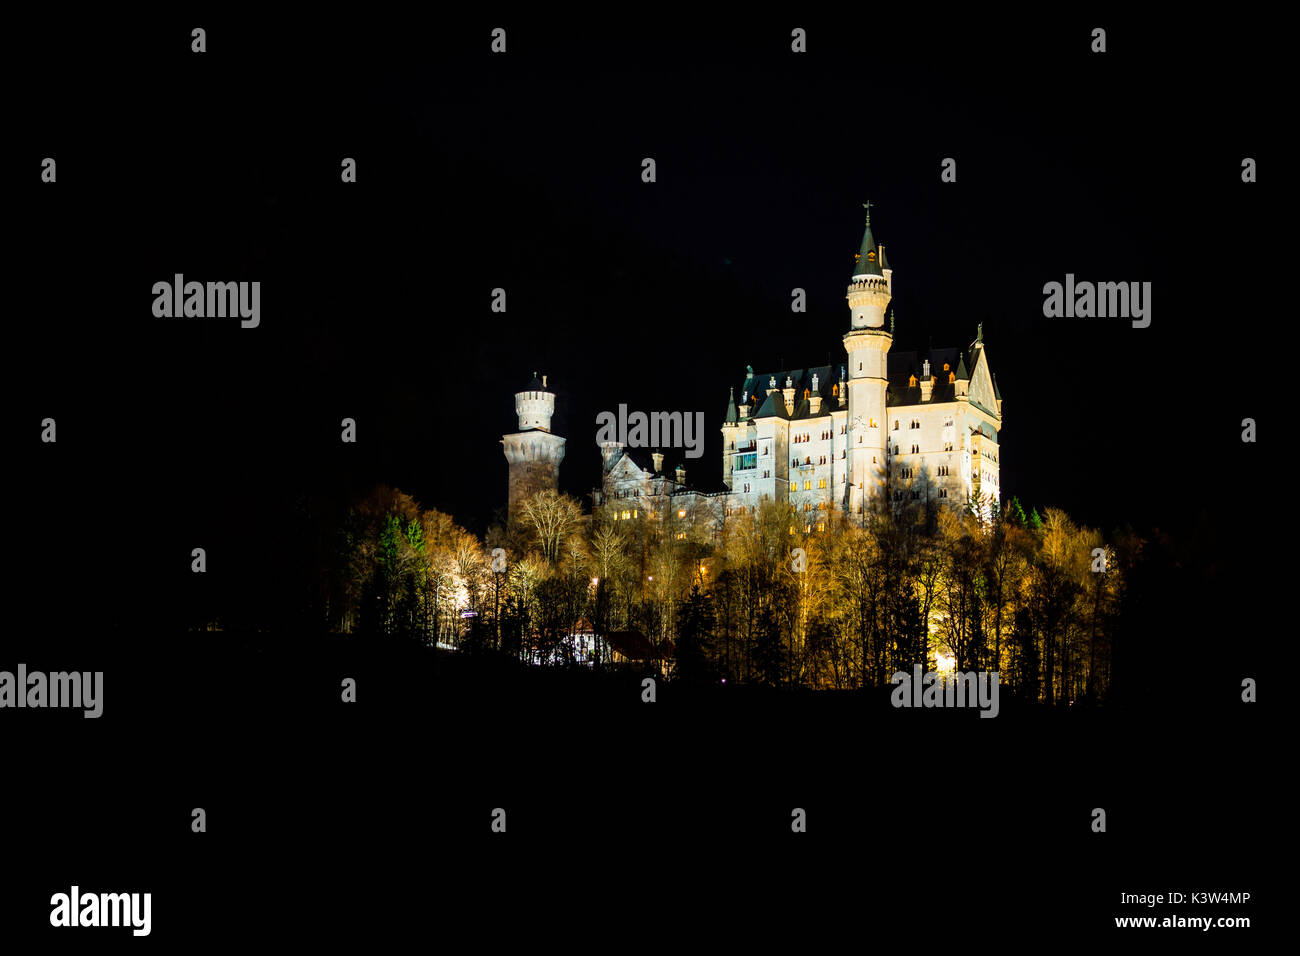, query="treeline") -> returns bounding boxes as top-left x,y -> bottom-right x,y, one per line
312,485 -> 1140,706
